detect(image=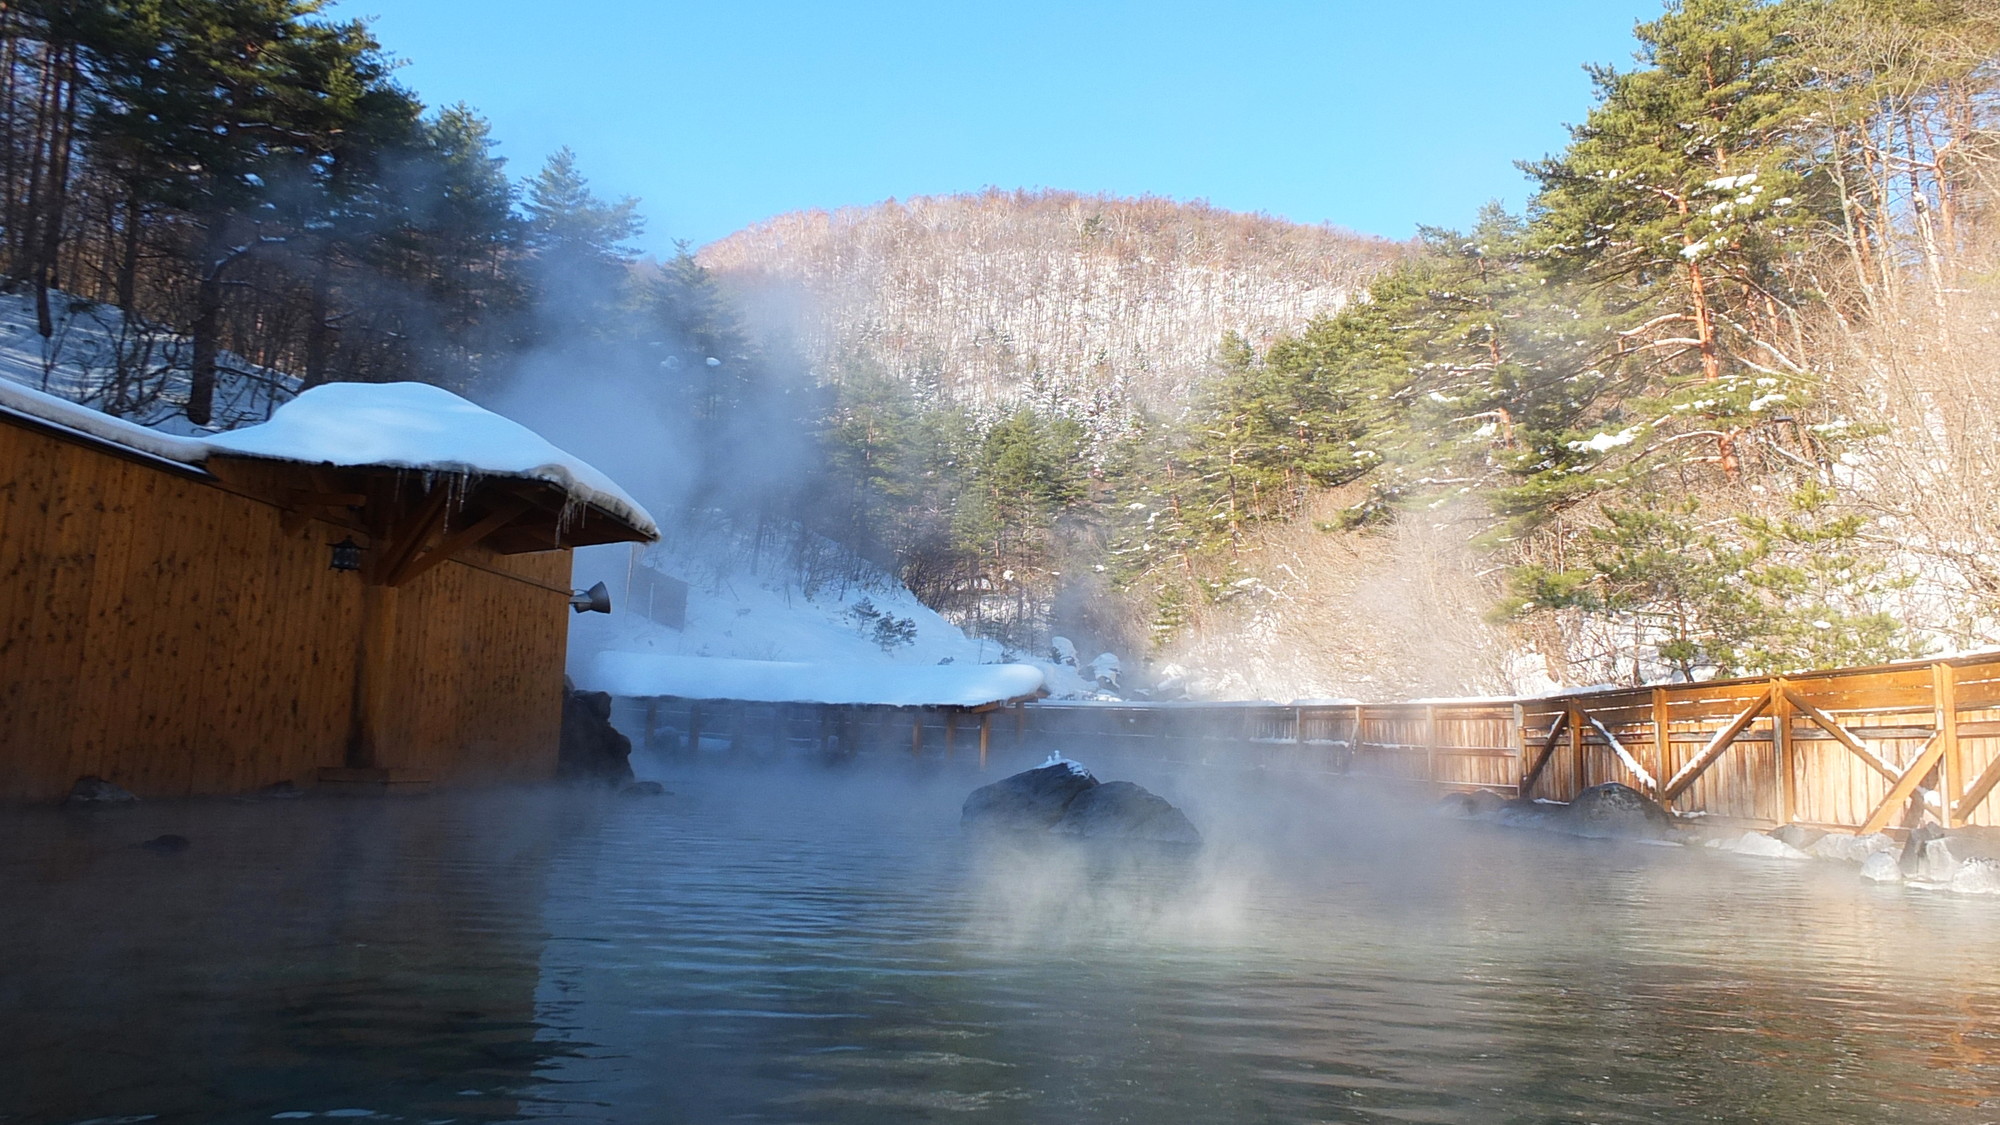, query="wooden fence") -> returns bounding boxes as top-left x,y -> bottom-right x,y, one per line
619,651 -> 2000,834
